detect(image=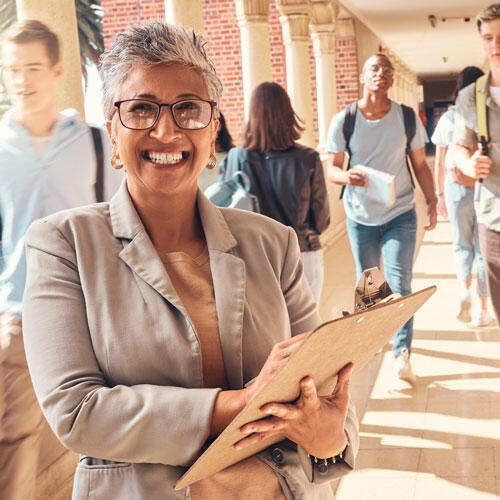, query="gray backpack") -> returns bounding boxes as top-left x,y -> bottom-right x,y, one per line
204,170 -> 260,213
